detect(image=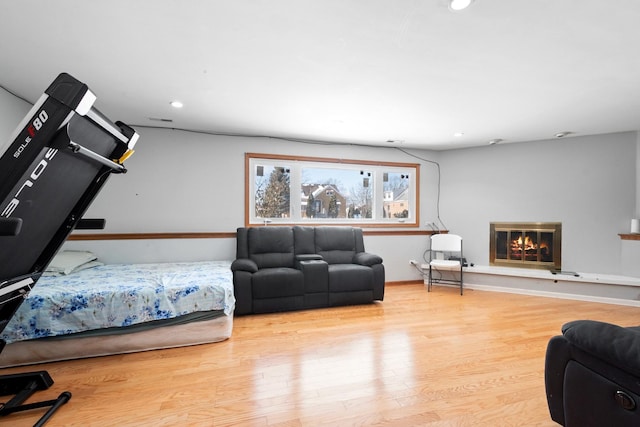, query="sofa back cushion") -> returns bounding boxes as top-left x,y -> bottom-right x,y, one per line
293,226 -> 316,254
314,226 -> 357,264
247,227 -> 295,268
